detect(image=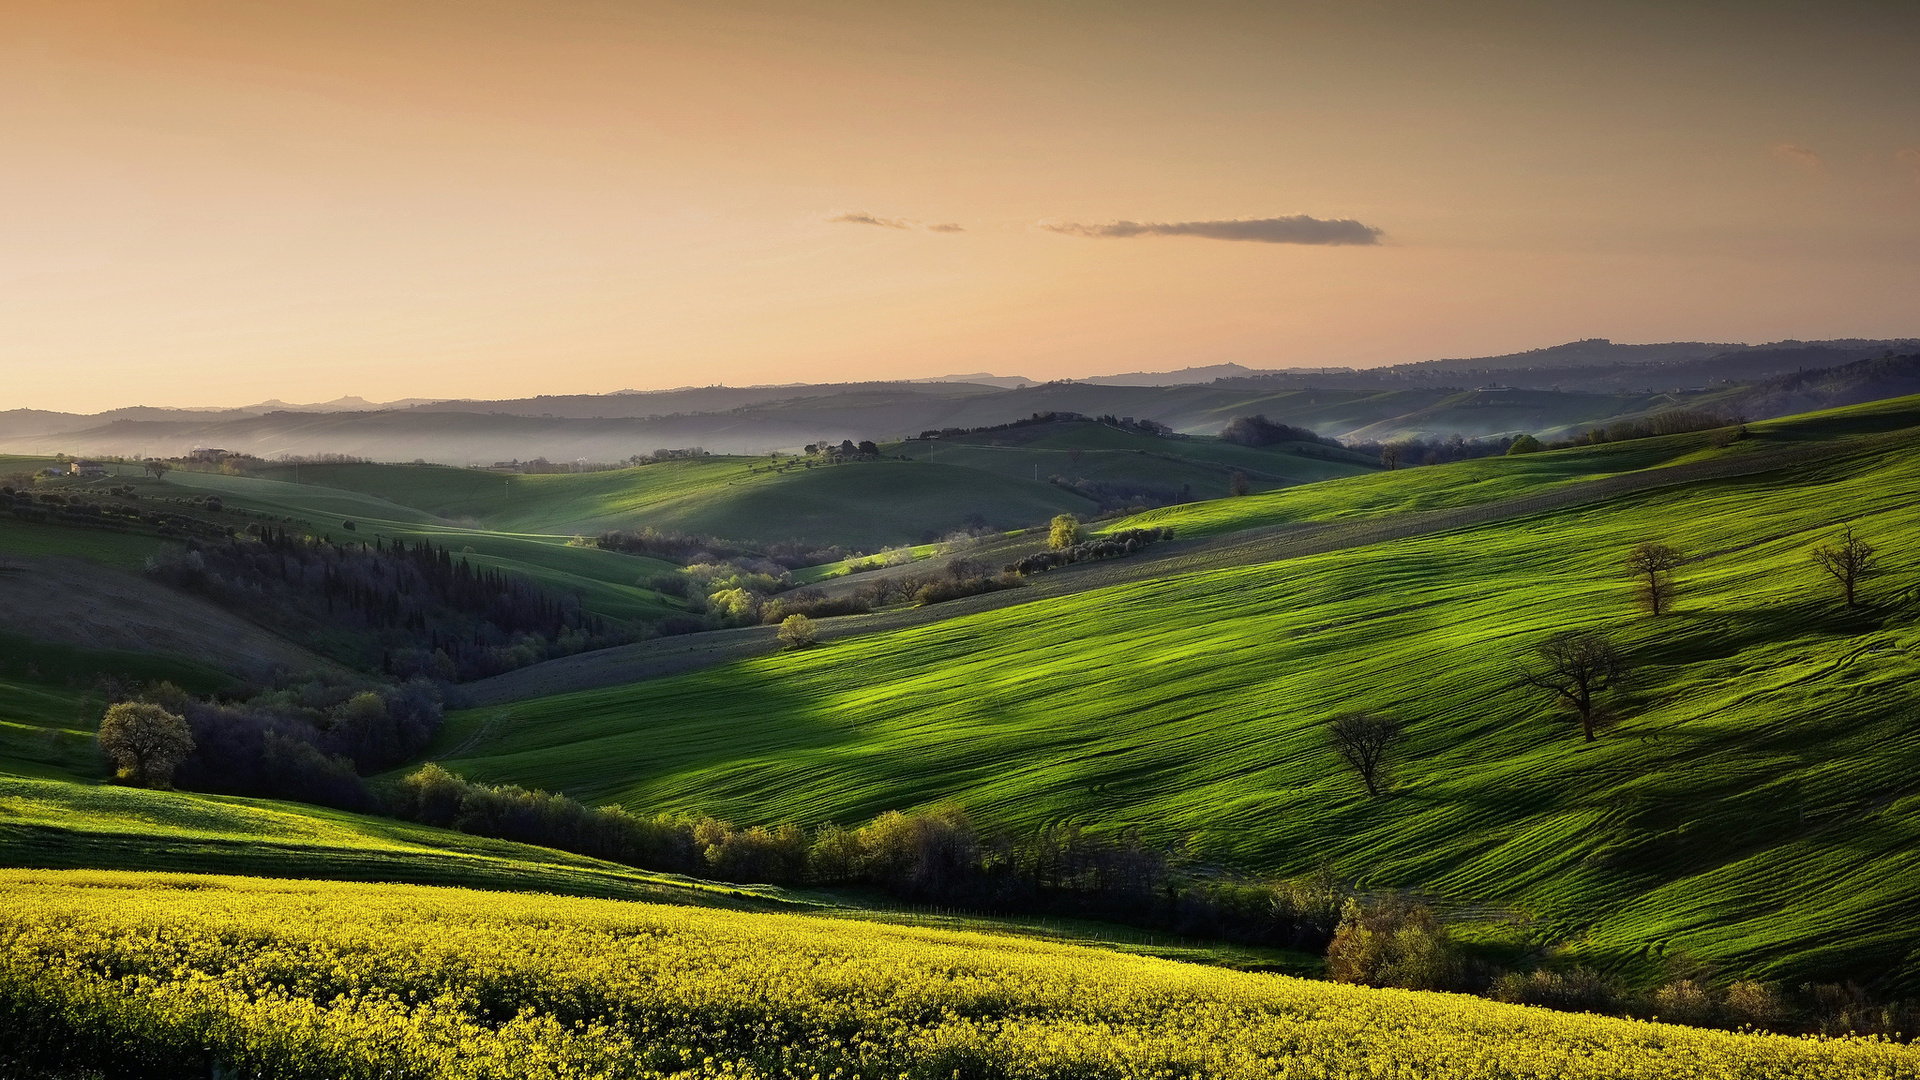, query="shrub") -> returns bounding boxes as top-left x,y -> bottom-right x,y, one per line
1493,968 -> 1623,1014
1653,979 -> 1719,1027
1507,433 -> 1544,455
1325,897 -> 1464,991
1048,514 -> 1083,550
1724,980 -> 1789,1028
777,614 -> 817,649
